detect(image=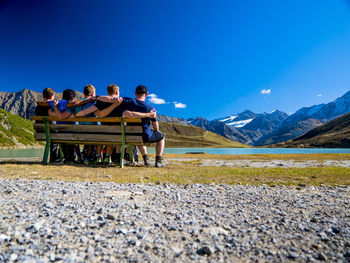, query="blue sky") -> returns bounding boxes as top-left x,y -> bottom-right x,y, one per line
1,0 -> 350,119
